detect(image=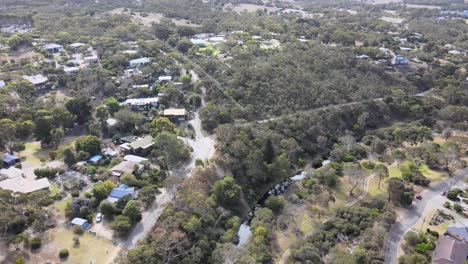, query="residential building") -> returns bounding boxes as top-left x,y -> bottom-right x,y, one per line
70,218 -> 89,229
87,155 -> 103,164
129,57 -> 150,67
447,223 -> 468,242
356,54 -> 369,59
158,75 -> 172,84
0,167 -> 24,180
107,184 -> 136,203
69,42 -> 85,48
0,177 -> 50,193
124,155 -> 148,164
43,43 -> 64,54
162,108 -> 188,122
120,97 -> 159,111
22,74 -> 49,90
392,55 -> 409,65
129,135 -> 154,155
106,118 -> 119,129
124,68 -> 143,78
432,235 -> 468,264
110,160 -> 143,177
190,38 -> 206,47
0,80 -> 5,88
2,153 -> 20,168
63,66 -> 80,74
